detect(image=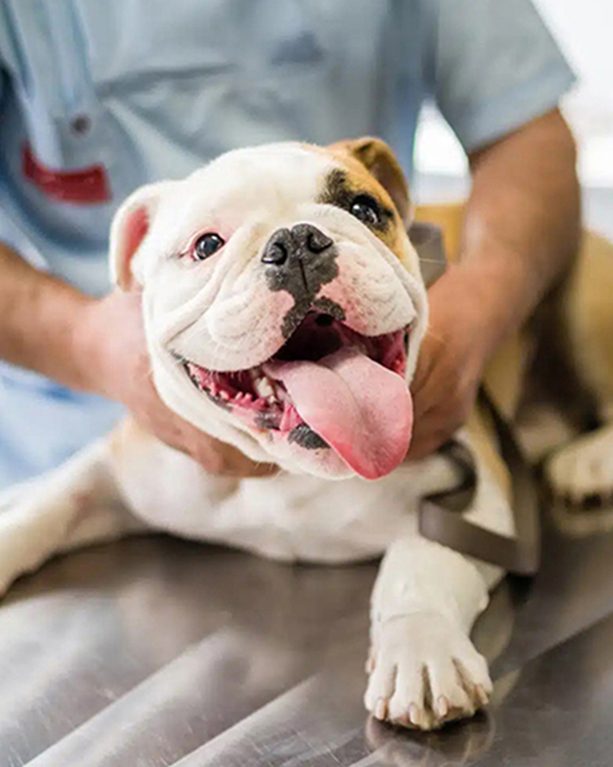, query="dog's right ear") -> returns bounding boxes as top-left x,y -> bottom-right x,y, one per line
328,137 -> 411,227
110,181 -> 172,291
